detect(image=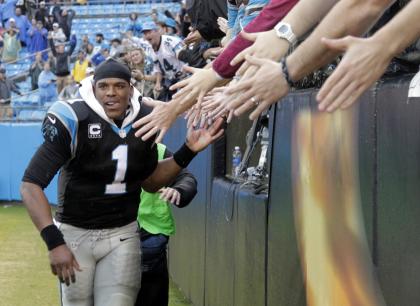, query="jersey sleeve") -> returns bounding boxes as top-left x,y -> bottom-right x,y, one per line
22,108 -> 74,189
47,100 -> 79,156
